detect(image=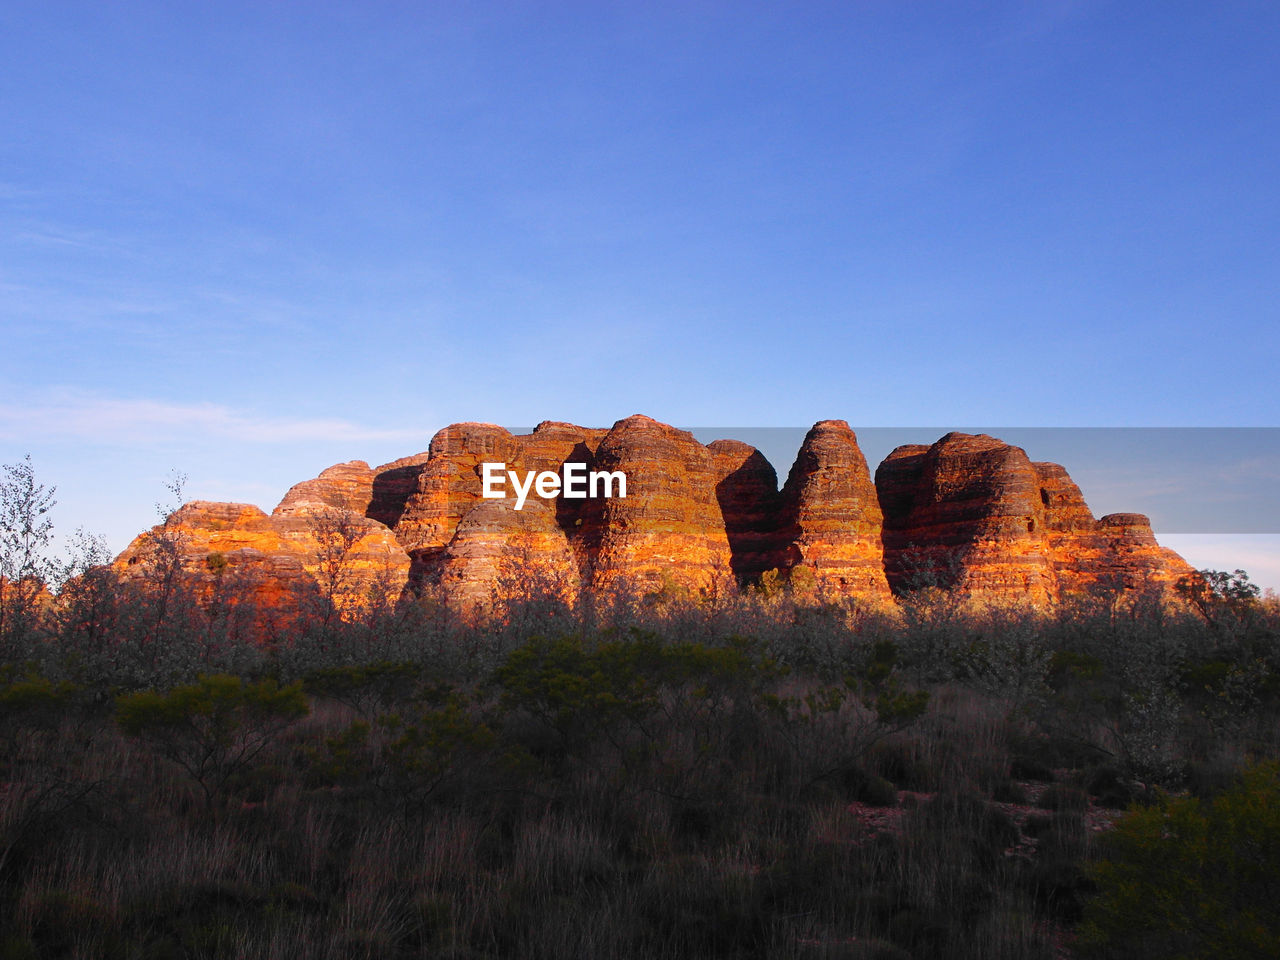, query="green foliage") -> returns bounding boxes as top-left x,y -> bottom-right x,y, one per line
861,640 -> 931,725
378,693 -> 498,814
306,719 -> 373,788
1177,568 -> 1261,612
1048,649 -> 1105,686
494,633 -> 661,752
1079,761 -> 1280,959
306,686 -> 503,815
302,661 -> 434,719
116,674 -> 308,808
0,668 -> 76,721
760,639 -> 928,734
0,668 -> 78,773
1177,569 -> 1263,645
494,631 -> 785,756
